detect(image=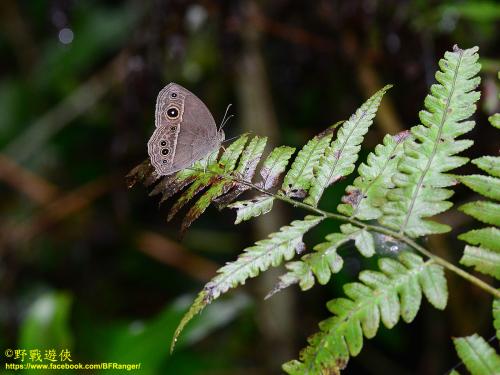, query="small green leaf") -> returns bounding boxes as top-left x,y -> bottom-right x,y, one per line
460,245 -> 500,280
489,113 -> 500,129
418,263 -> 448,310
260,146 -> 296,190
458,175 -> 500,201
235,136 -> 268,175
281,126 -> 336,198
473,156 -> 500,178
218,134 -> 249,169
459,201 -> 500,226
459,227 -> 500,251
171,291 -> 208,352
453,334 -> 500,375
354,230 -> 375,257
229,195 -> 275,224
338,131 -> 410,219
